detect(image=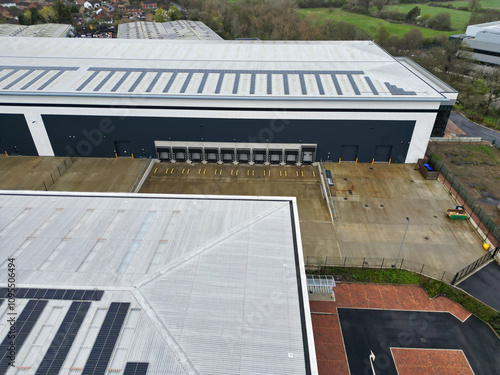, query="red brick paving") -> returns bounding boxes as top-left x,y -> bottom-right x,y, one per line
310,301 -> 350,375
311,284 -> 473,375
335,284 -> 471,321
391,348 -> 474,375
